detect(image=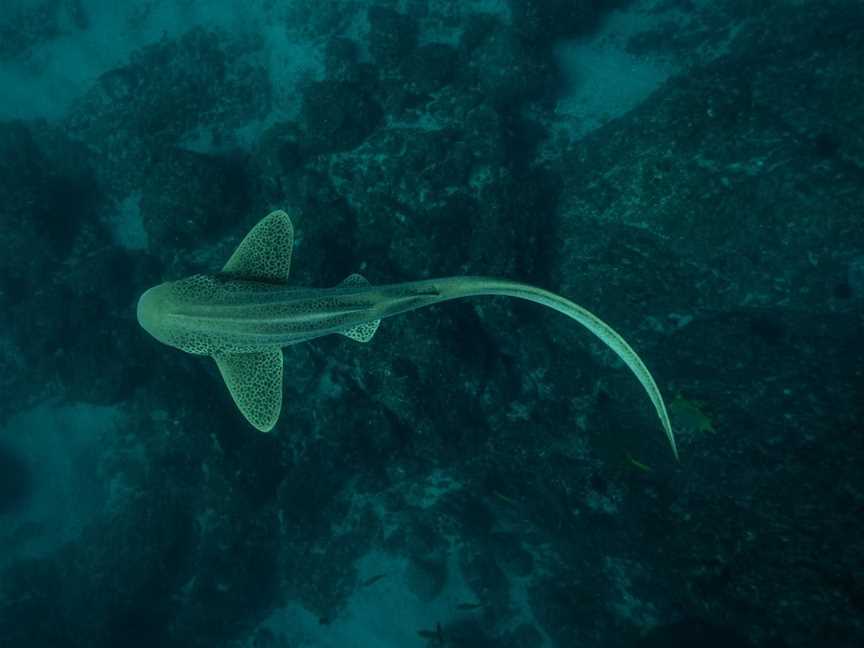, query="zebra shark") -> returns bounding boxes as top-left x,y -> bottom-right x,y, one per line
136,210 -> 678,459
